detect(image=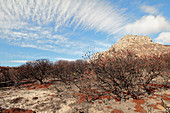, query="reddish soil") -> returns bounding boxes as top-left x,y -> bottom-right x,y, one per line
149,102 -> 167,110
162,95 -> 170,101
107,106 -> 112,109
0,108 -> 35,113
149,104 -> 159,109
77,93 -> 87,103
20,82 -> 53,90
27,83 -> 52,90
76,88 -> 118,103
148,96 -> 158,101
115,97 -> 121,102
74,85 -> 169,105
154,94 -> 161,97
131,99 -> 146,113
154,94 -> 170,101
98,101 -> 102,104
20,83 -> 36,87
110,109 -> 124,113
77,92 -> 115,103
97,95 -> 114,100
147,84 -> 170,88
163,94 -> 170,96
